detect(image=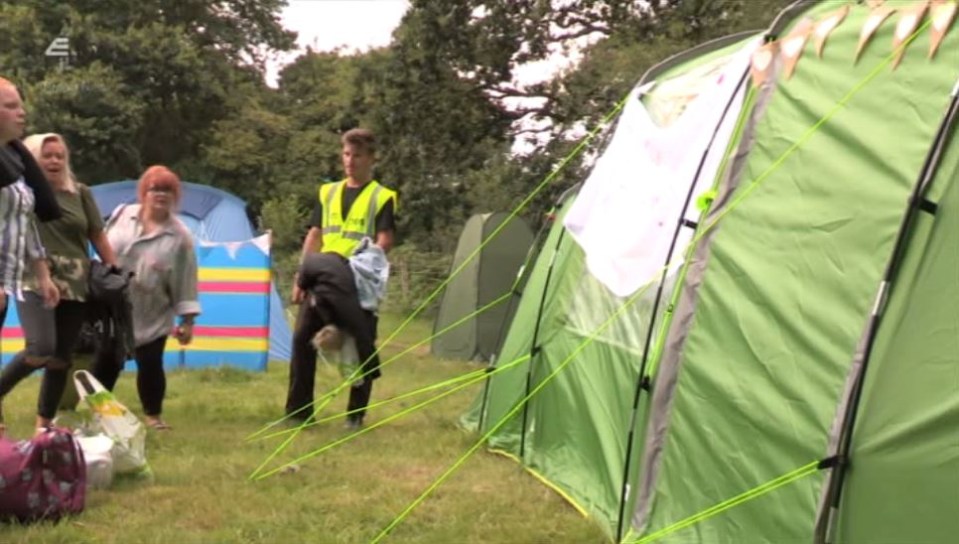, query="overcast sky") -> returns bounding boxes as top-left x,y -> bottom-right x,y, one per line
265,0 -> 410,86
267,0 -> 592,153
